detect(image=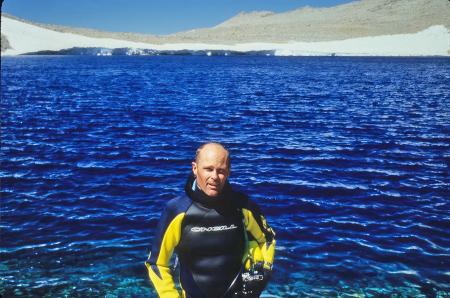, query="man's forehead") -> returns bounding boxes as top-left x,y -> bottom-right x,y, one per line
197,144 -> 229,162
